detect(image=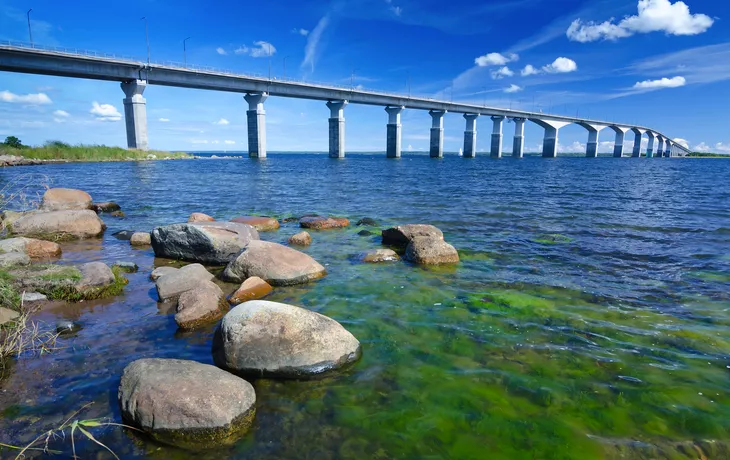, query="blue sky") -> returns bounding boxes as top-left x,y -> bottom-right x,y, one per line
1,0 -> 728,153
